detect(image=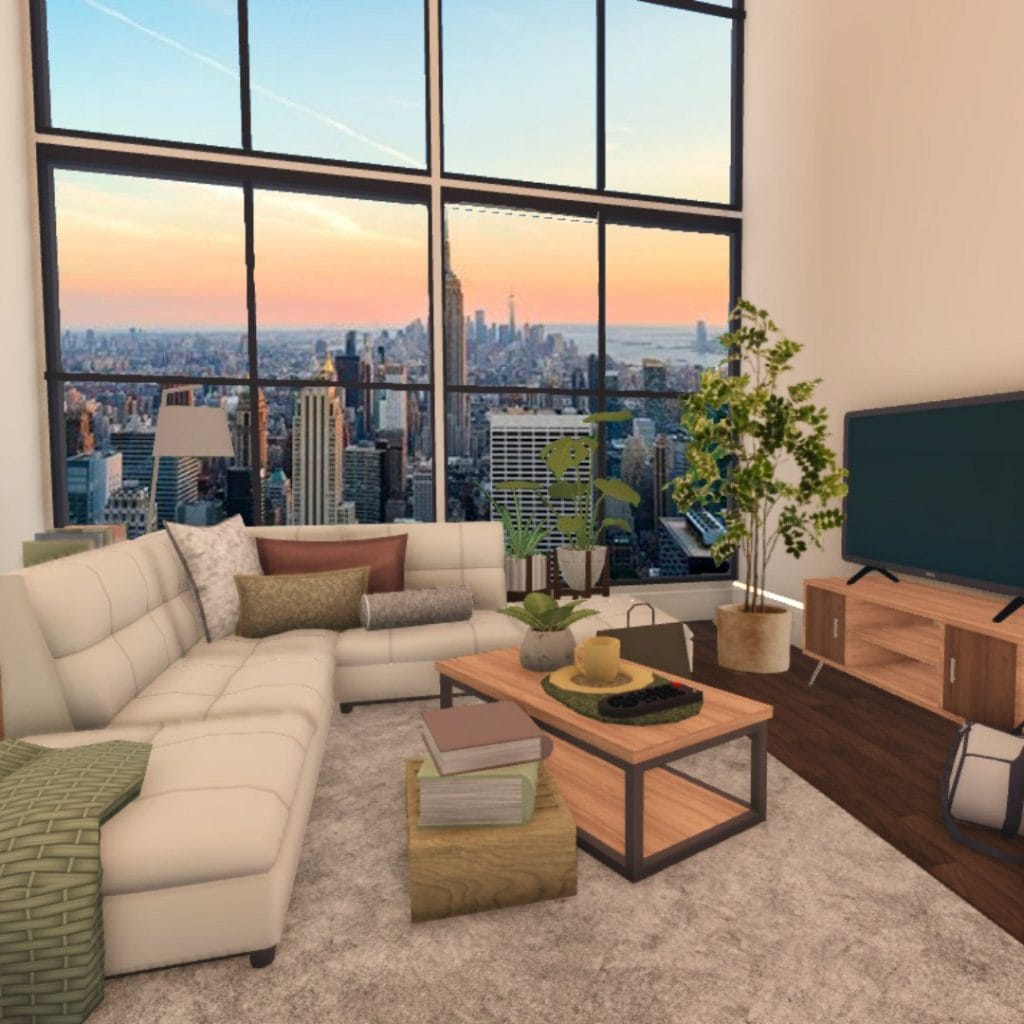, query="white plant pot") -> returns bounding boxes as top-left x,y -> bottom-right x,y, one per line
504,554 -> 548,594
557,546 -> 607,594
519,628 -> 575,672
